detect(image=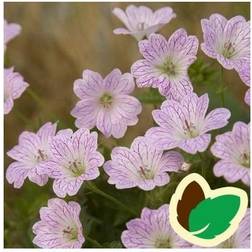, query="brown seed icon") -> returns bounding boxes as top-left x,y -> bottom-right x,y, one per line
176,181 -> 205,230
